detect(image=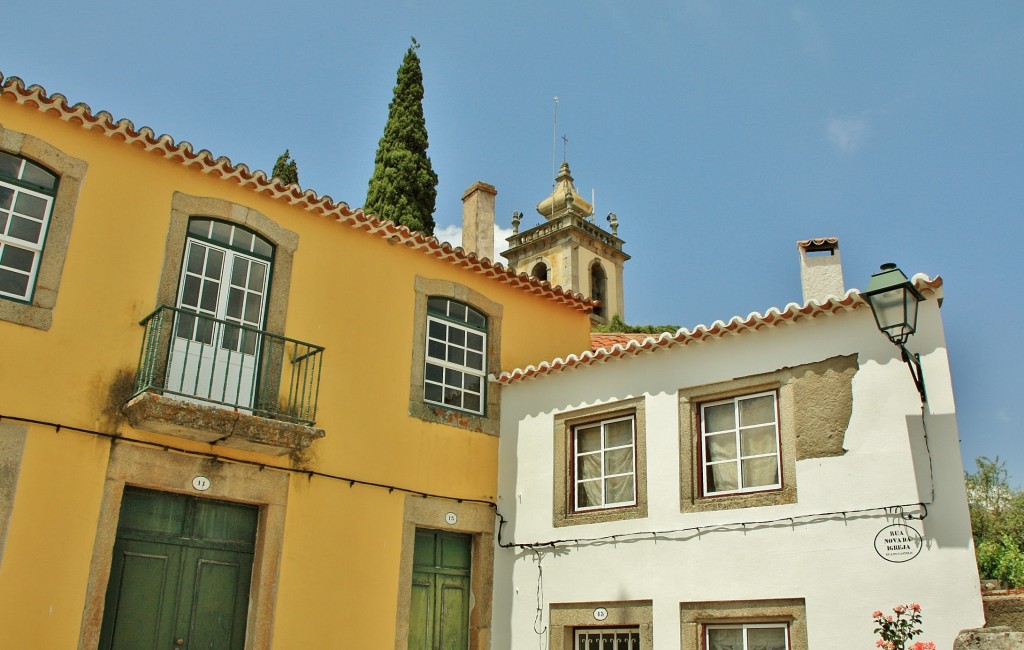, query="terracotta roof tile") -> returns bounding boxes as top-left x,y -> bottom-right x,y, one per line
499,277 -> 943,384
0,73 -> 594,313
797,237 -> 839,249
590,333 -> 656,351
